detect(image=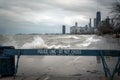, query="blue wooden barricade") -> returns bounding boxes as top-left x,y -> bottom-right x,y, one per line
0,46 -> 120,80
